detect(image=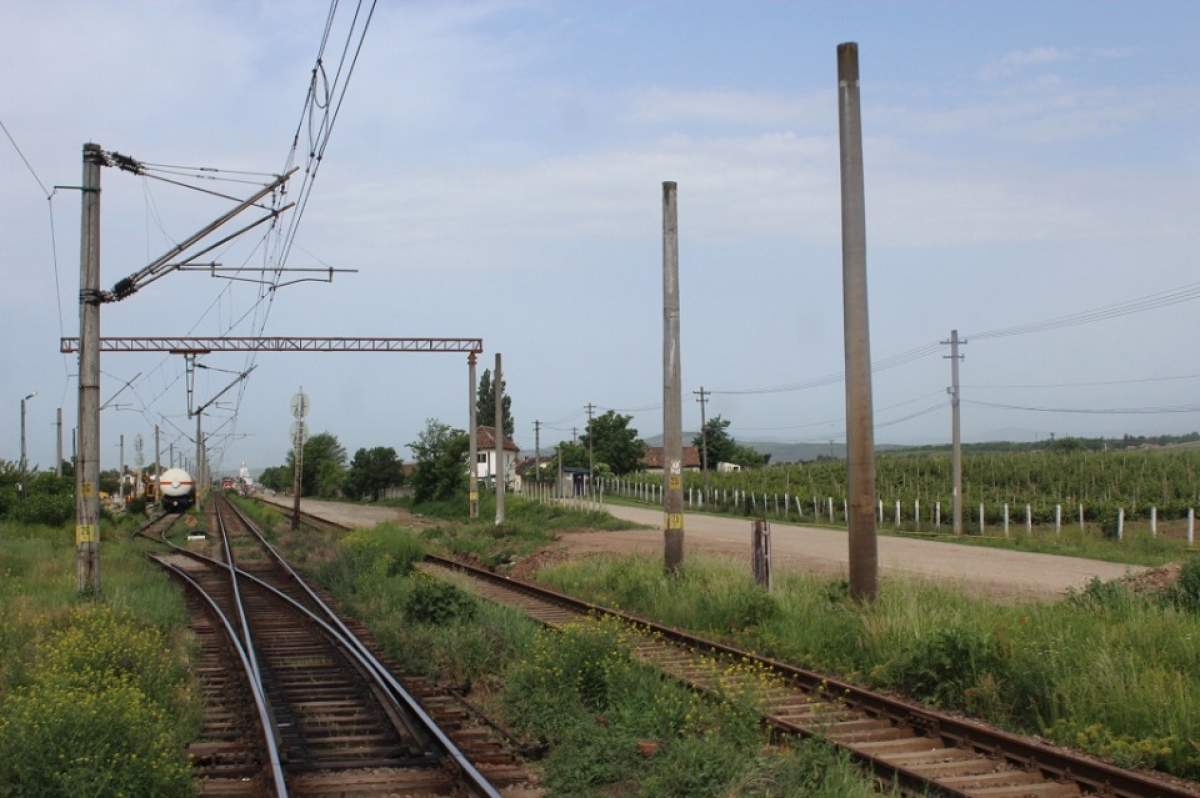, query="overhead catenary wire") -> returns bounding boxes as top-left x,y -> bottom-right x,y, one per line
2,117 -> 71,376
